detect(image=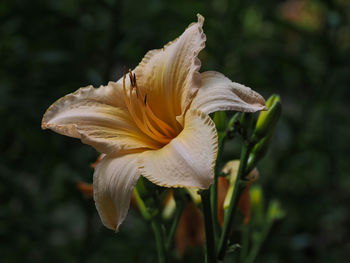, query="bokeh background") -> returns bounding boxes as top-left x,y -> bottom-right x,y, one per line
1,0 -> 349,262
